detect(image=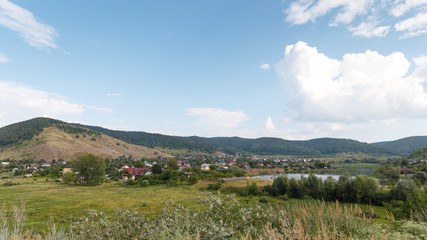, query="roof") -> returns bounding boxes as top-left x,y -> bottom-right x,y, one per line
126,168 -> 149,175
